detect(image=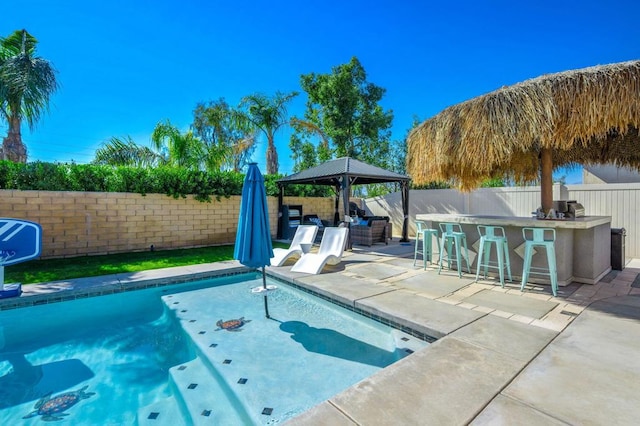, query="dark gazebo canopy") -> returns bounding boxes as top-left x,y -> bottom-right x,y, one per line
277,157 -> 411,241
